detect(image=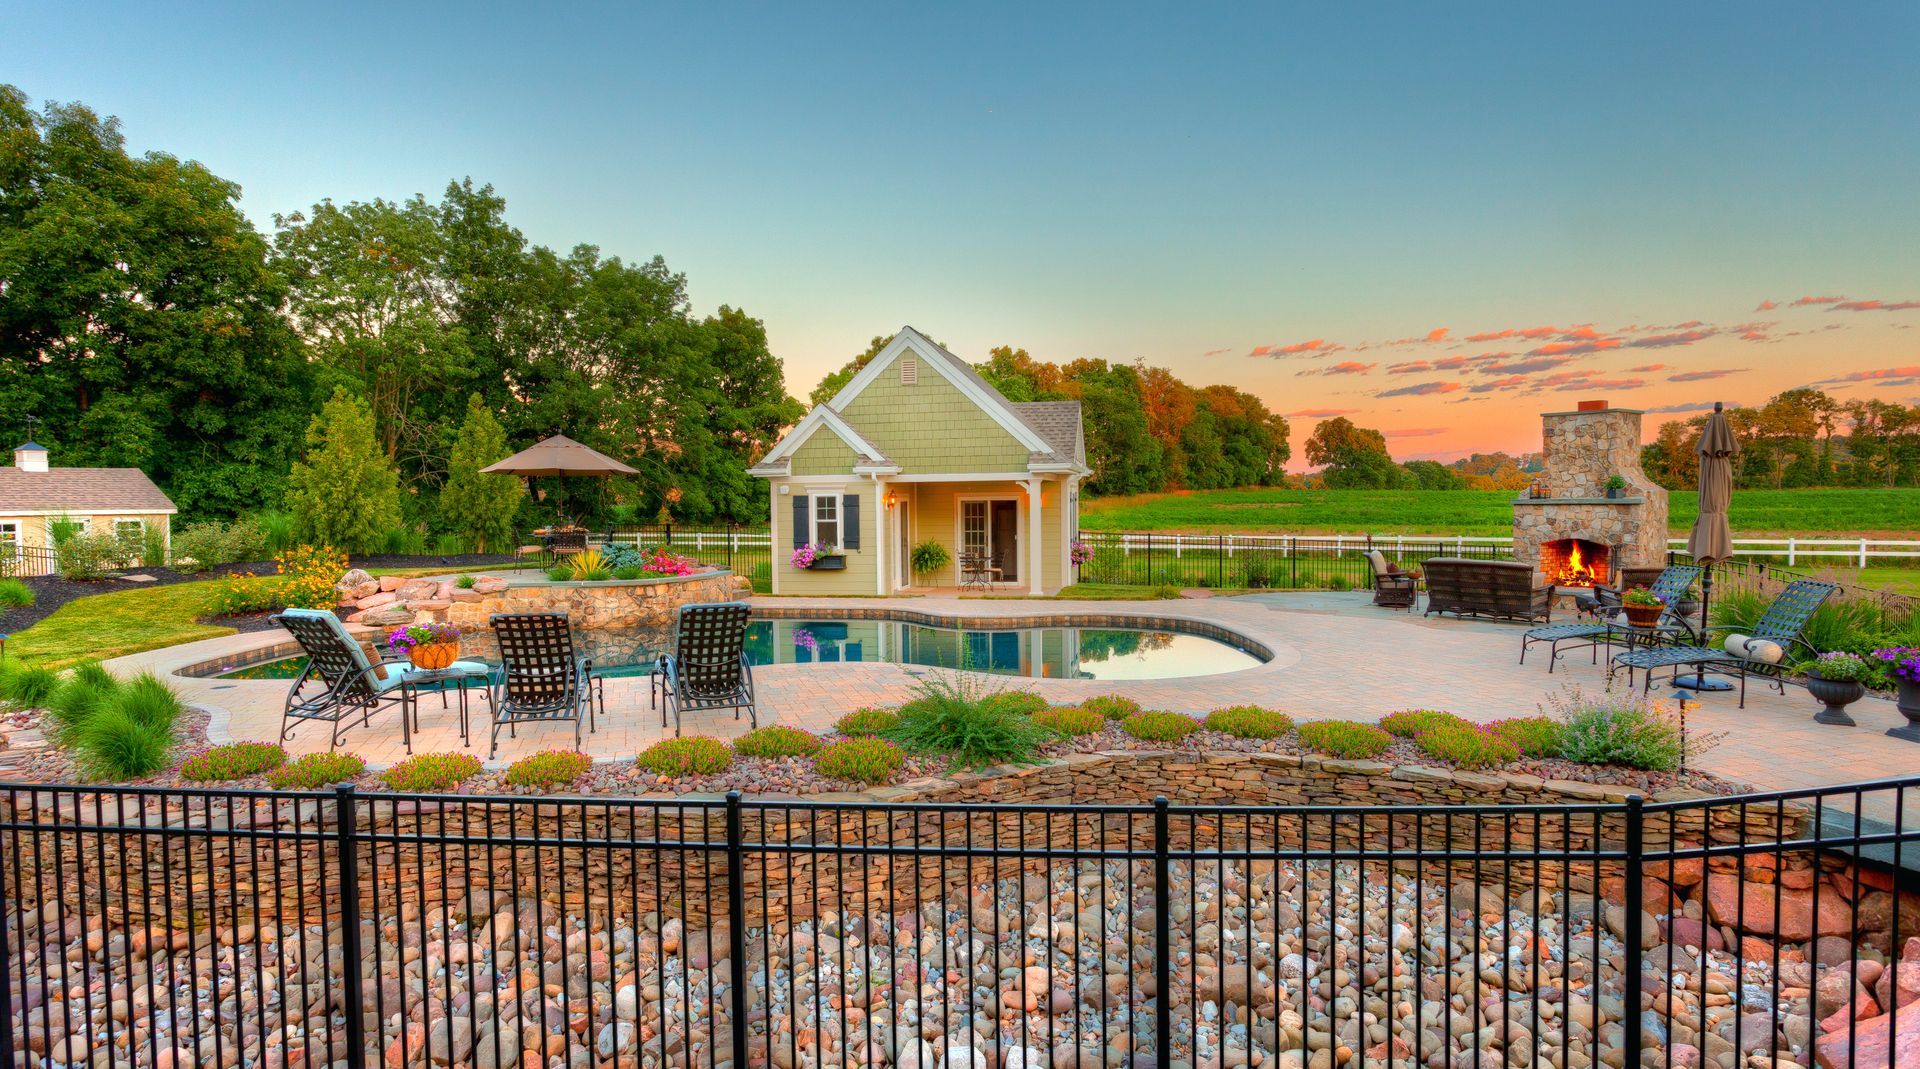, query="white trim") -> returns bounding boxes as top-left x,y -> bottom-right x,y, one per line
1028,462 -> 1089,475
888,472 -> 1036,484
872,474 -> 888,595
1060,475 -> 1079,588
828,328 -> 1054,455
0,507 -> 177,517
1026,478 -> 1044,596
756,406 -> 890,467
769,481 -> 780,594
810,494 -> 842,550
